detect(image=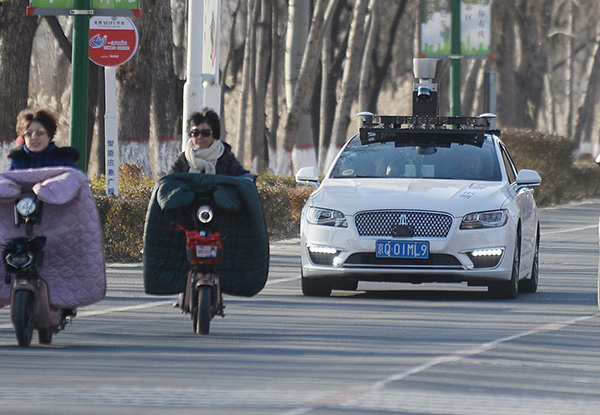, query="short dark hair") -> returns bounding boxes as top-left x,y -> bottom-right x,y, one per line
187,108 -> 221,140
16,108 -> 58,140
